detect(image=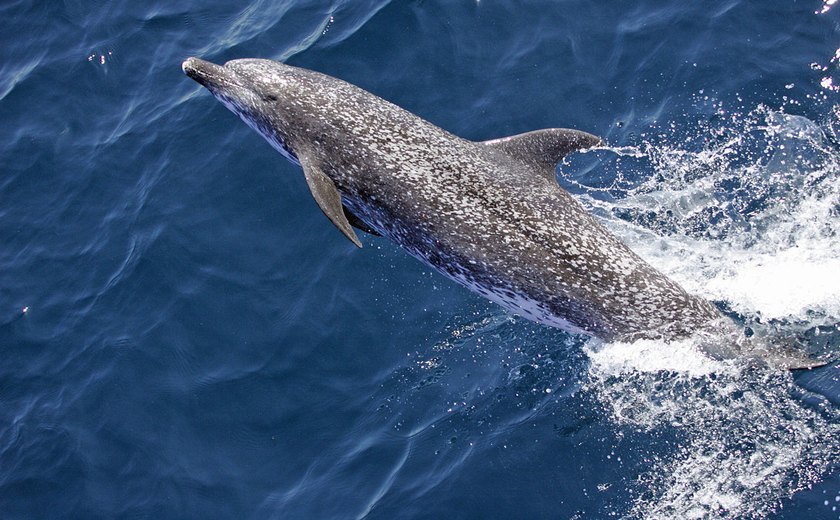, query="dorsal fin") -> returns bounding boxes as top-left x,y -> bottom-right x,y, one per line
480,128 -> 603,178
298,152 -> 362,248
